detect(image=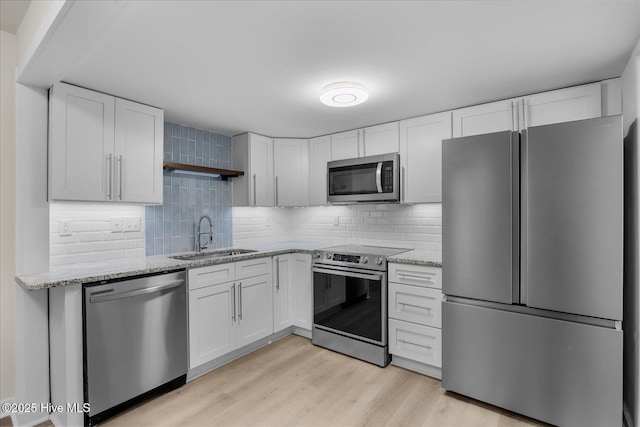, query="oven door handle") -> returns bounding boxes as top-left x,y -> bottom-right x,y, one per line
312,266 -> 383,282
